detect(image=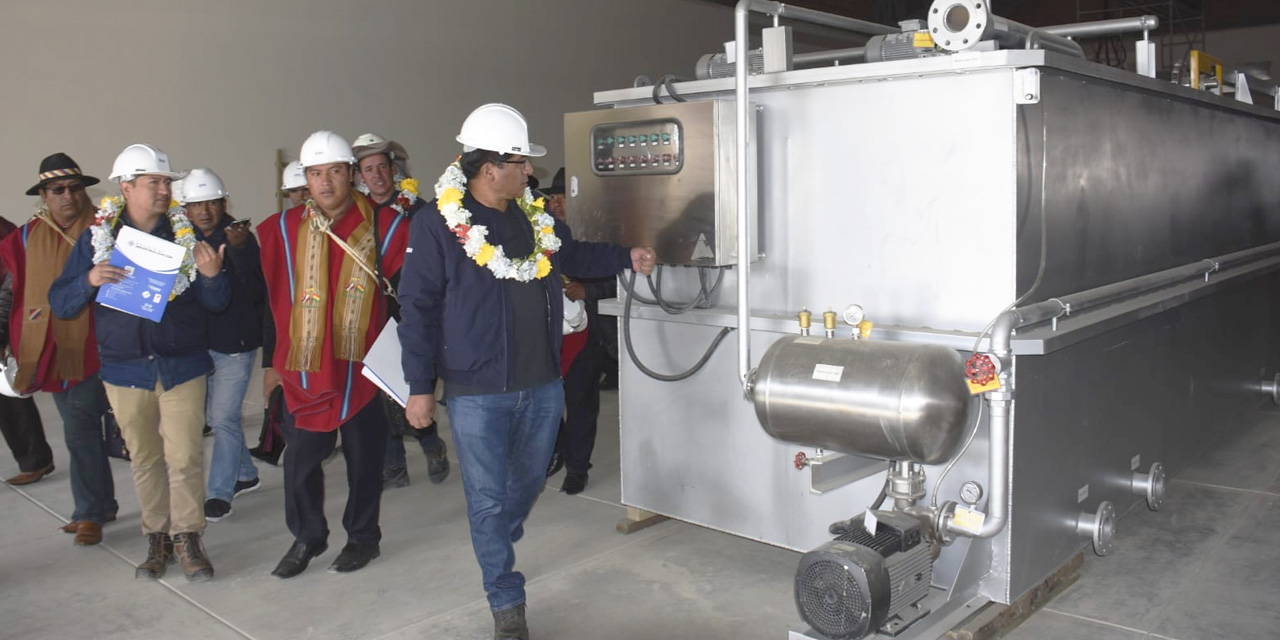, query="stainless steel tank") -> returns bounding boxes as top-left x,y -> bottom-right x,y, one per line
750,336 -> 971,464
